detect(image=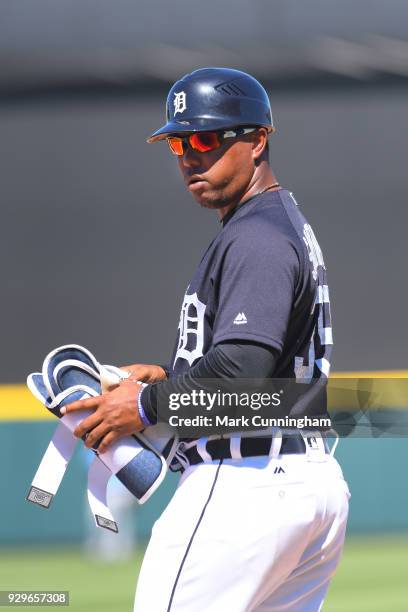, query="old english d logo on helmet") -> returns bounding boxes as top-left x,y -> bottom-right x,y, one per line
173,91 -> 187,115
147,67 -> 275,143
